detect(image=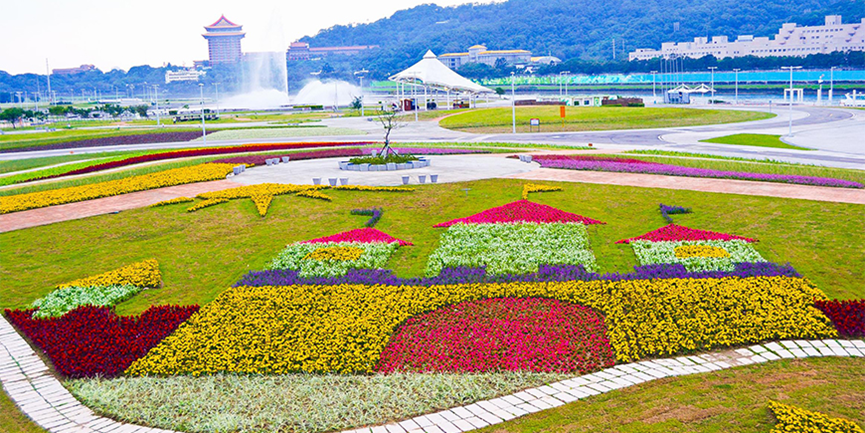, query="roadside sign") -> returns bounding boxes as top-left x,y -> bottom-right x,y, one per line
559,106 -> 566,118
530,118 -> 540,126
